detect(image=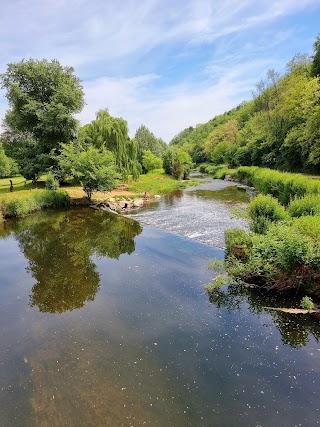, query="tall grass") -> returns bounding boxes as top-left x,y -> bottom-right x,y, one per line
233,166 -> 320,205
0,190 -> 70,218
